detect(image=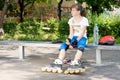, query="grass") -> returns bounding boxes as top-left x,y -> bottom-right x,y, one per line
115,37 -> 120,44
